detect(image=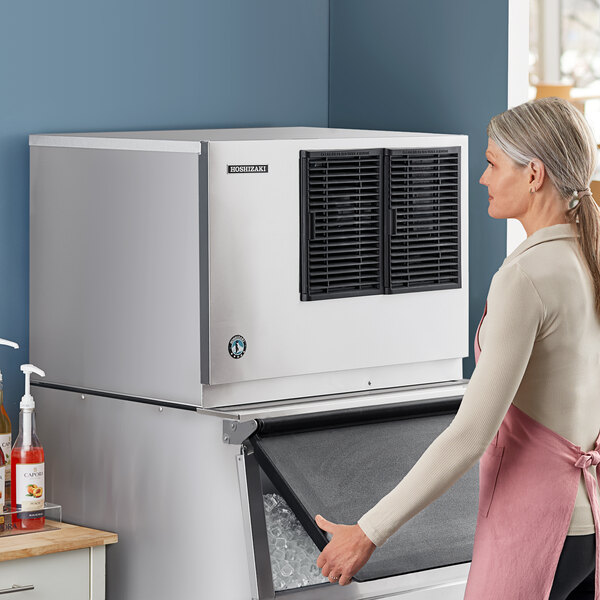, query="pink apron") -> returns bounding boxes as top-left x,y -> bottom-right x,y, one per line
464,301 -> 600,600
